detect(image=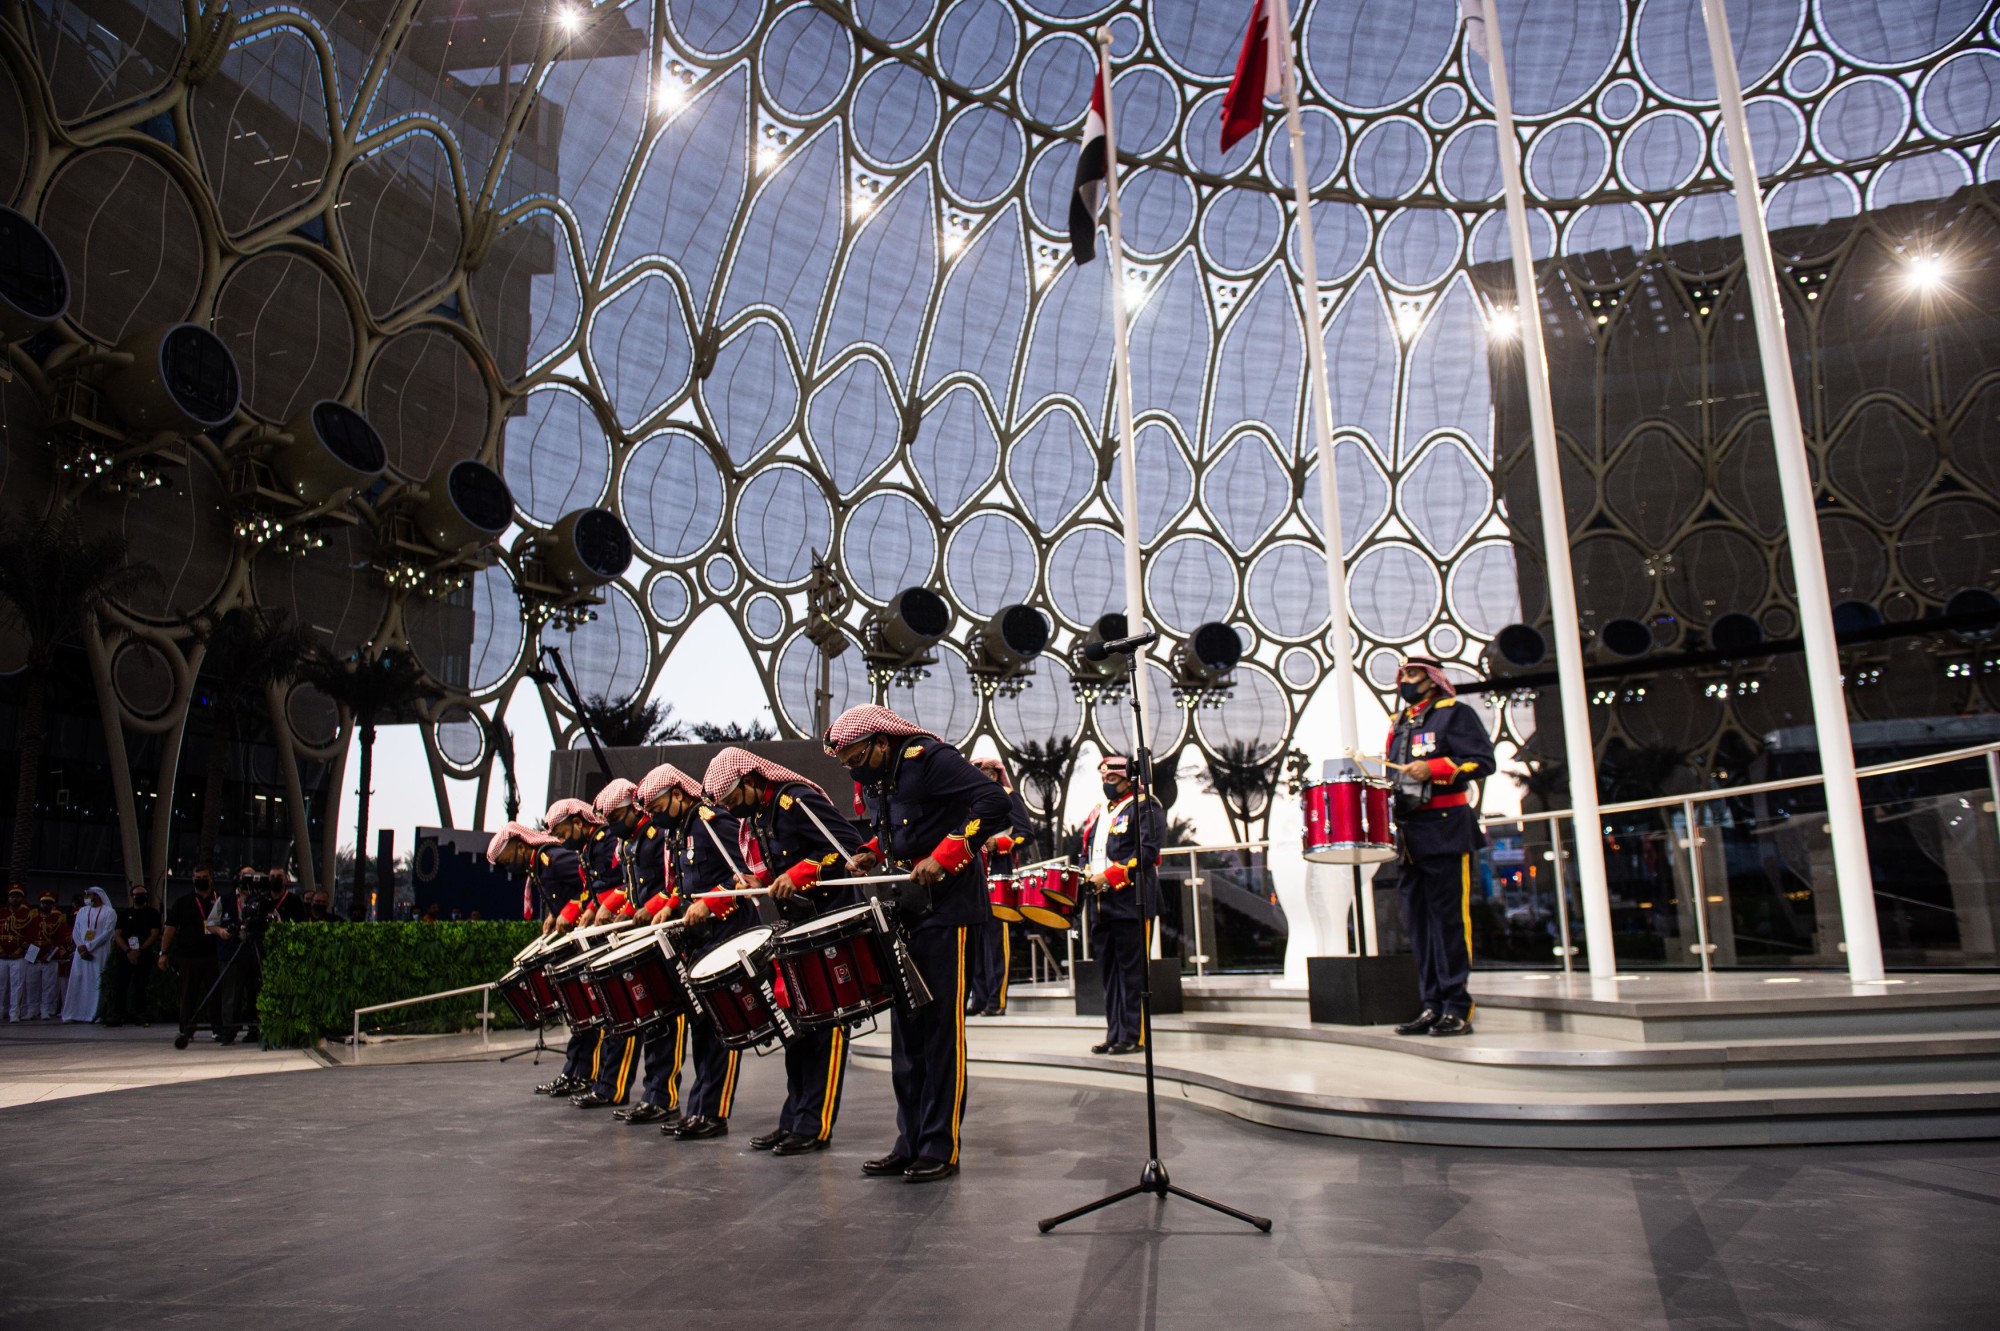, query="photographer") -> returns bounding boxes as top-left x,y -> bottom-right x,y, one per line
207,867 -> 275,1046
162,870 -> 221,1049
